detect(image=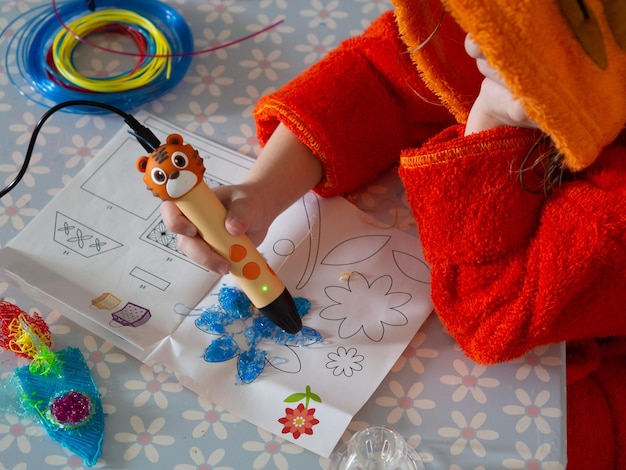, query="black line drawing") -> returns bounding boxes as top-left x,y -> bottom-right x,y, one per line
321,235 -> 391,266
130,267 -> 170,291
273,238 -> 296,257
54,212 -> 123,257
392,250 -> 431,284
139,217 -> 208,272
110,302 -> 151,327
326,346 -> 364,377
196,287 -> 319,383
141,217 -> 185,256
295,192 -> 322,290
320,271 -> 411,342
81,137 -> 161,220
203,174 -> 225,188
